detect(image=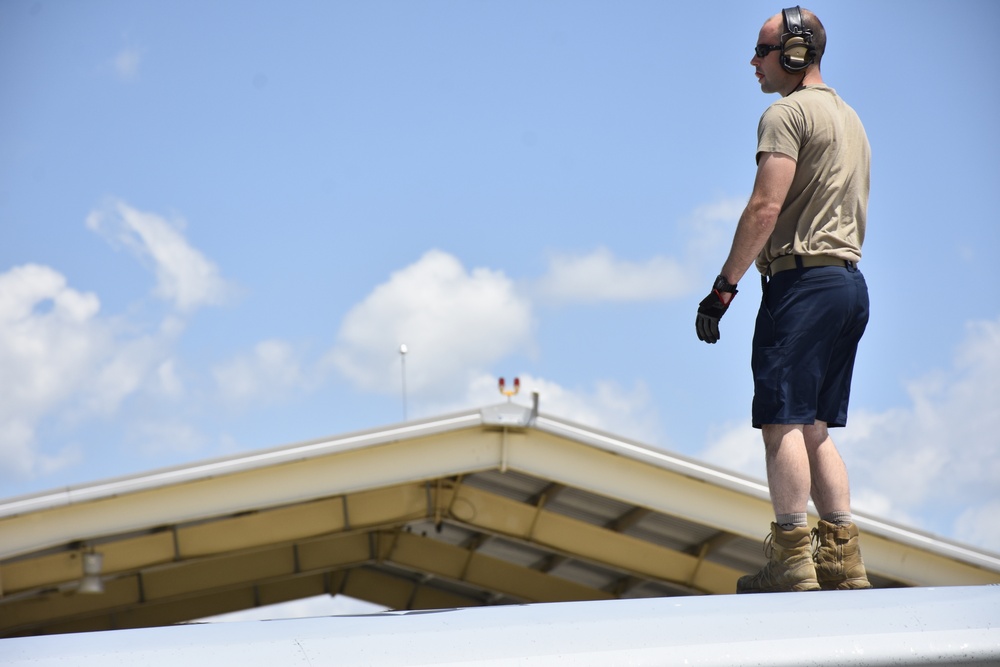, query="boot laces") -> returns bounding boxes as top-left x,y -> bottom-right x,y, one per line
762,532 -> 774,559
